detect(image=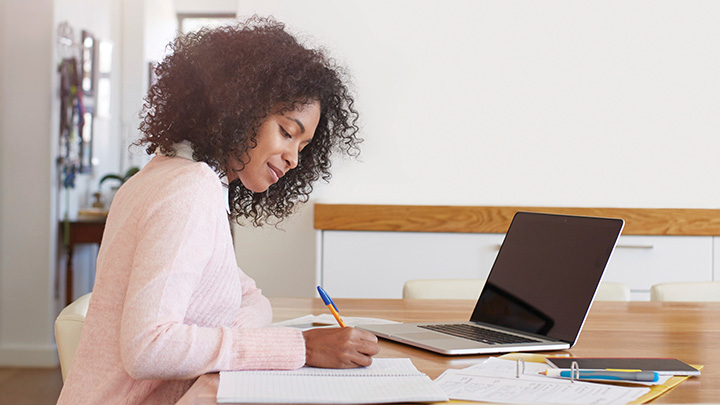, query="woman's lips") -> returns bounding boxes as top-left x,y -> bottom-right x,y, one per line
268,164 -> 283,182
